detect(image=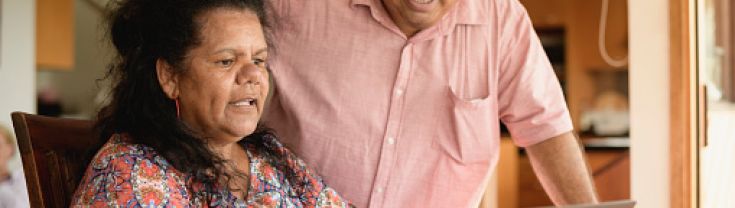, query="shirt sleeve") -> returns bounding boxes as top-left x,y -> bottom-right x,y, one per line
497,0 -> 573,147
